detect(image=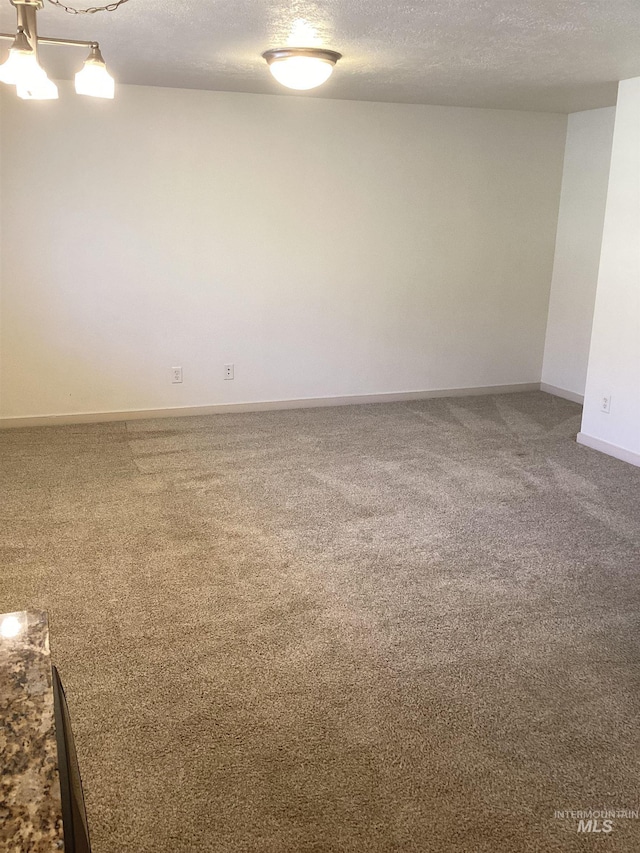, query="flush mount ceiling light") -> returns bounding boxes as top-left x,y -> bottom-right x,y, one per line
262,47 -> 342,91
0,0 -> 121,101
